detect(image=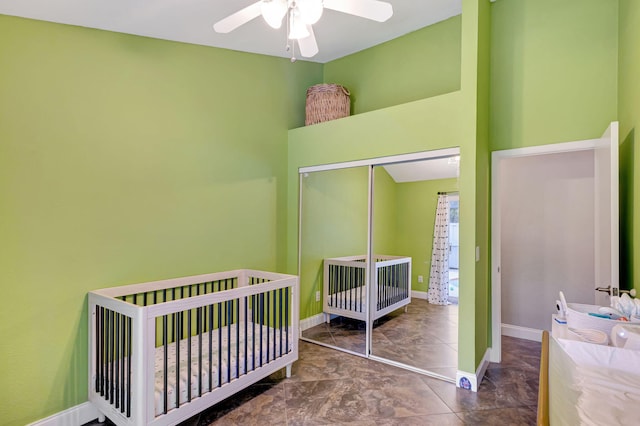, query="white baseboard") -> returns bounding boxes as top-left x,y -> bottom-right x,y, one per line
456,348 -> 491,392
412,290 -> 428,300
502,323 -> 543,342
299,313 -> 325,331
28,401 -> 100,426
